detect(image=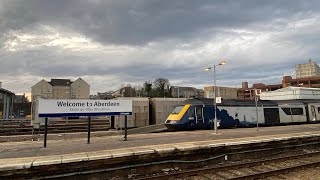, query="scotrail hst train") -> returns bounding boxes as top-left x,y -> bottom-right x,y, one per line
164,98 -> 320,131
